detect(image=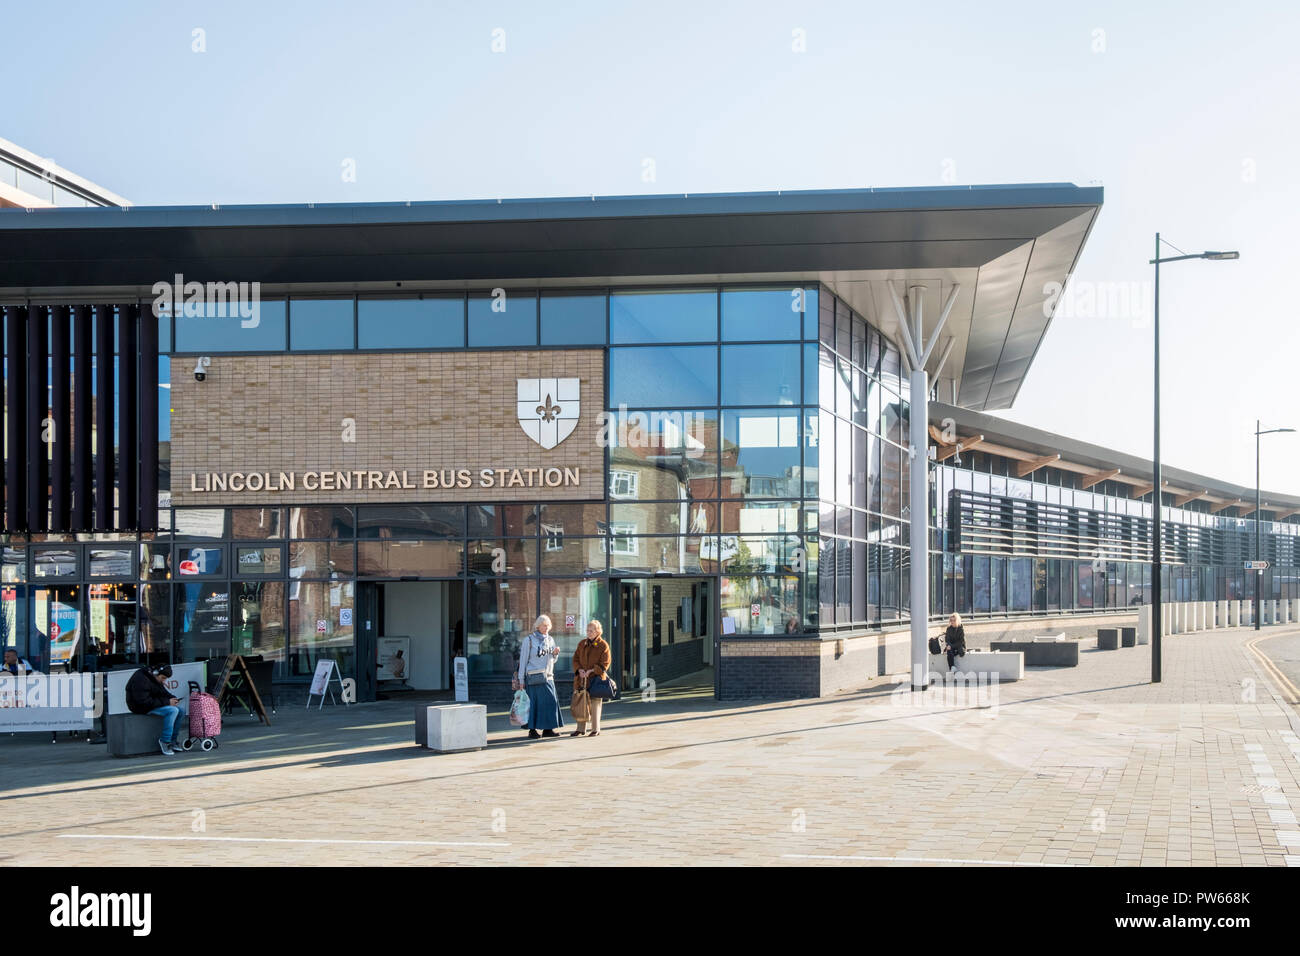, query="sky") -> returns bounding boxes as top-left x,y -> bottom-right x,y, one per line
3,0 -> 1298,495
